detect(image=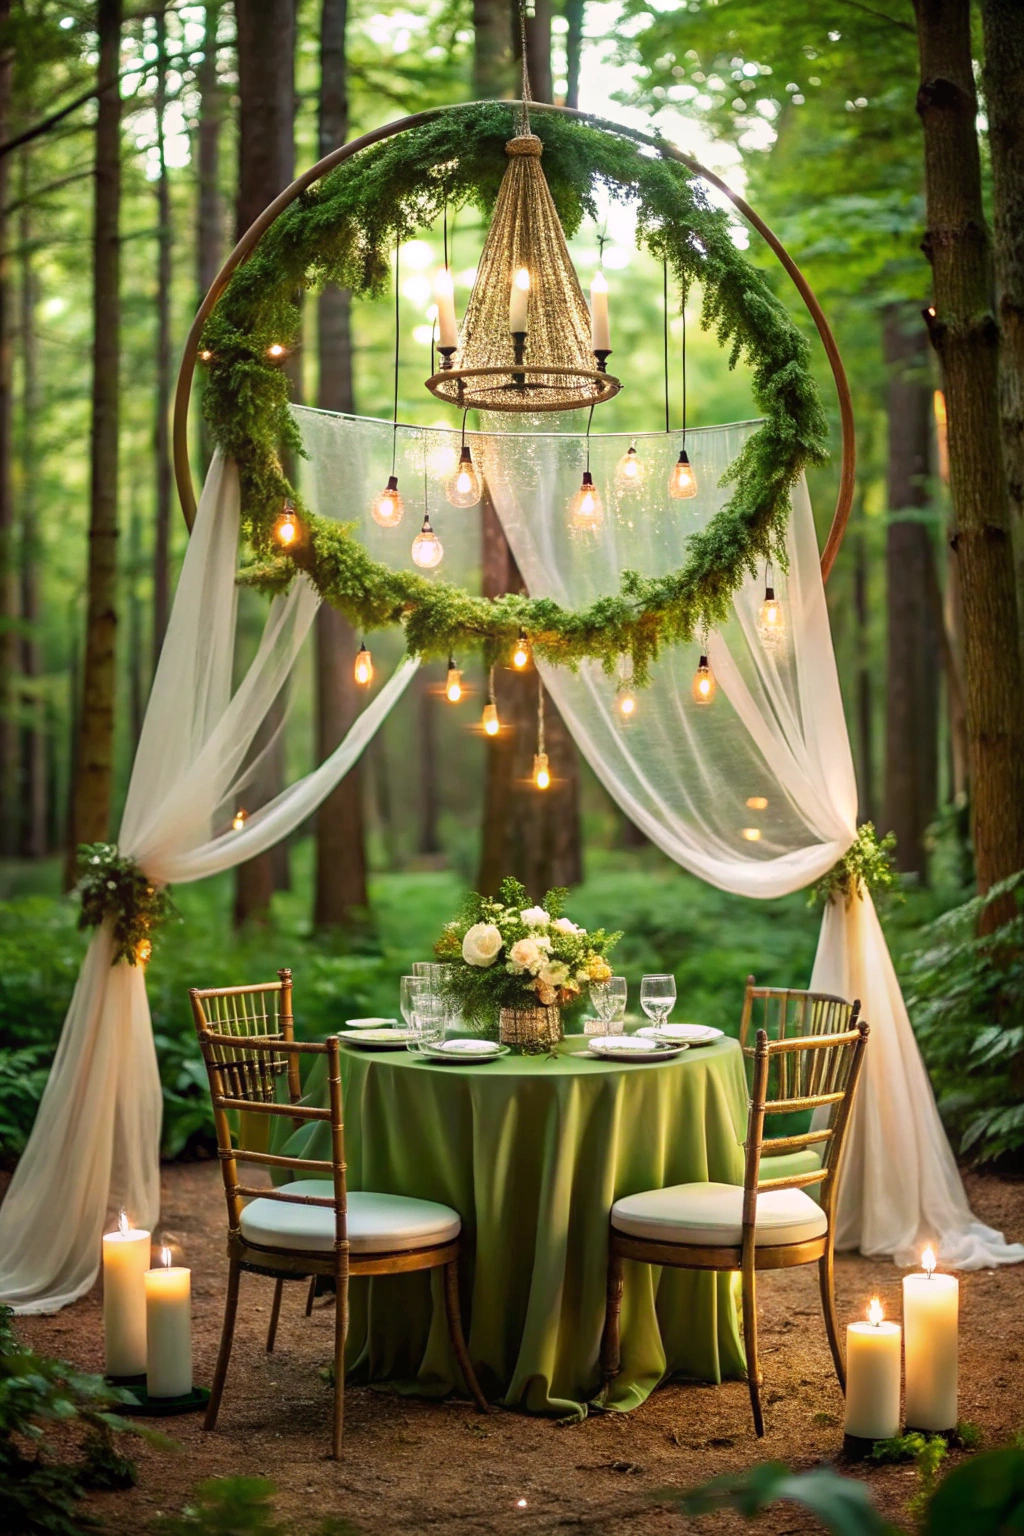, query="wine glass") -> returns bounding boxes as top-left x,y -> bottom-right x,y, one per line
640,974 -> 676,1033
592,976 -> 628,1030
